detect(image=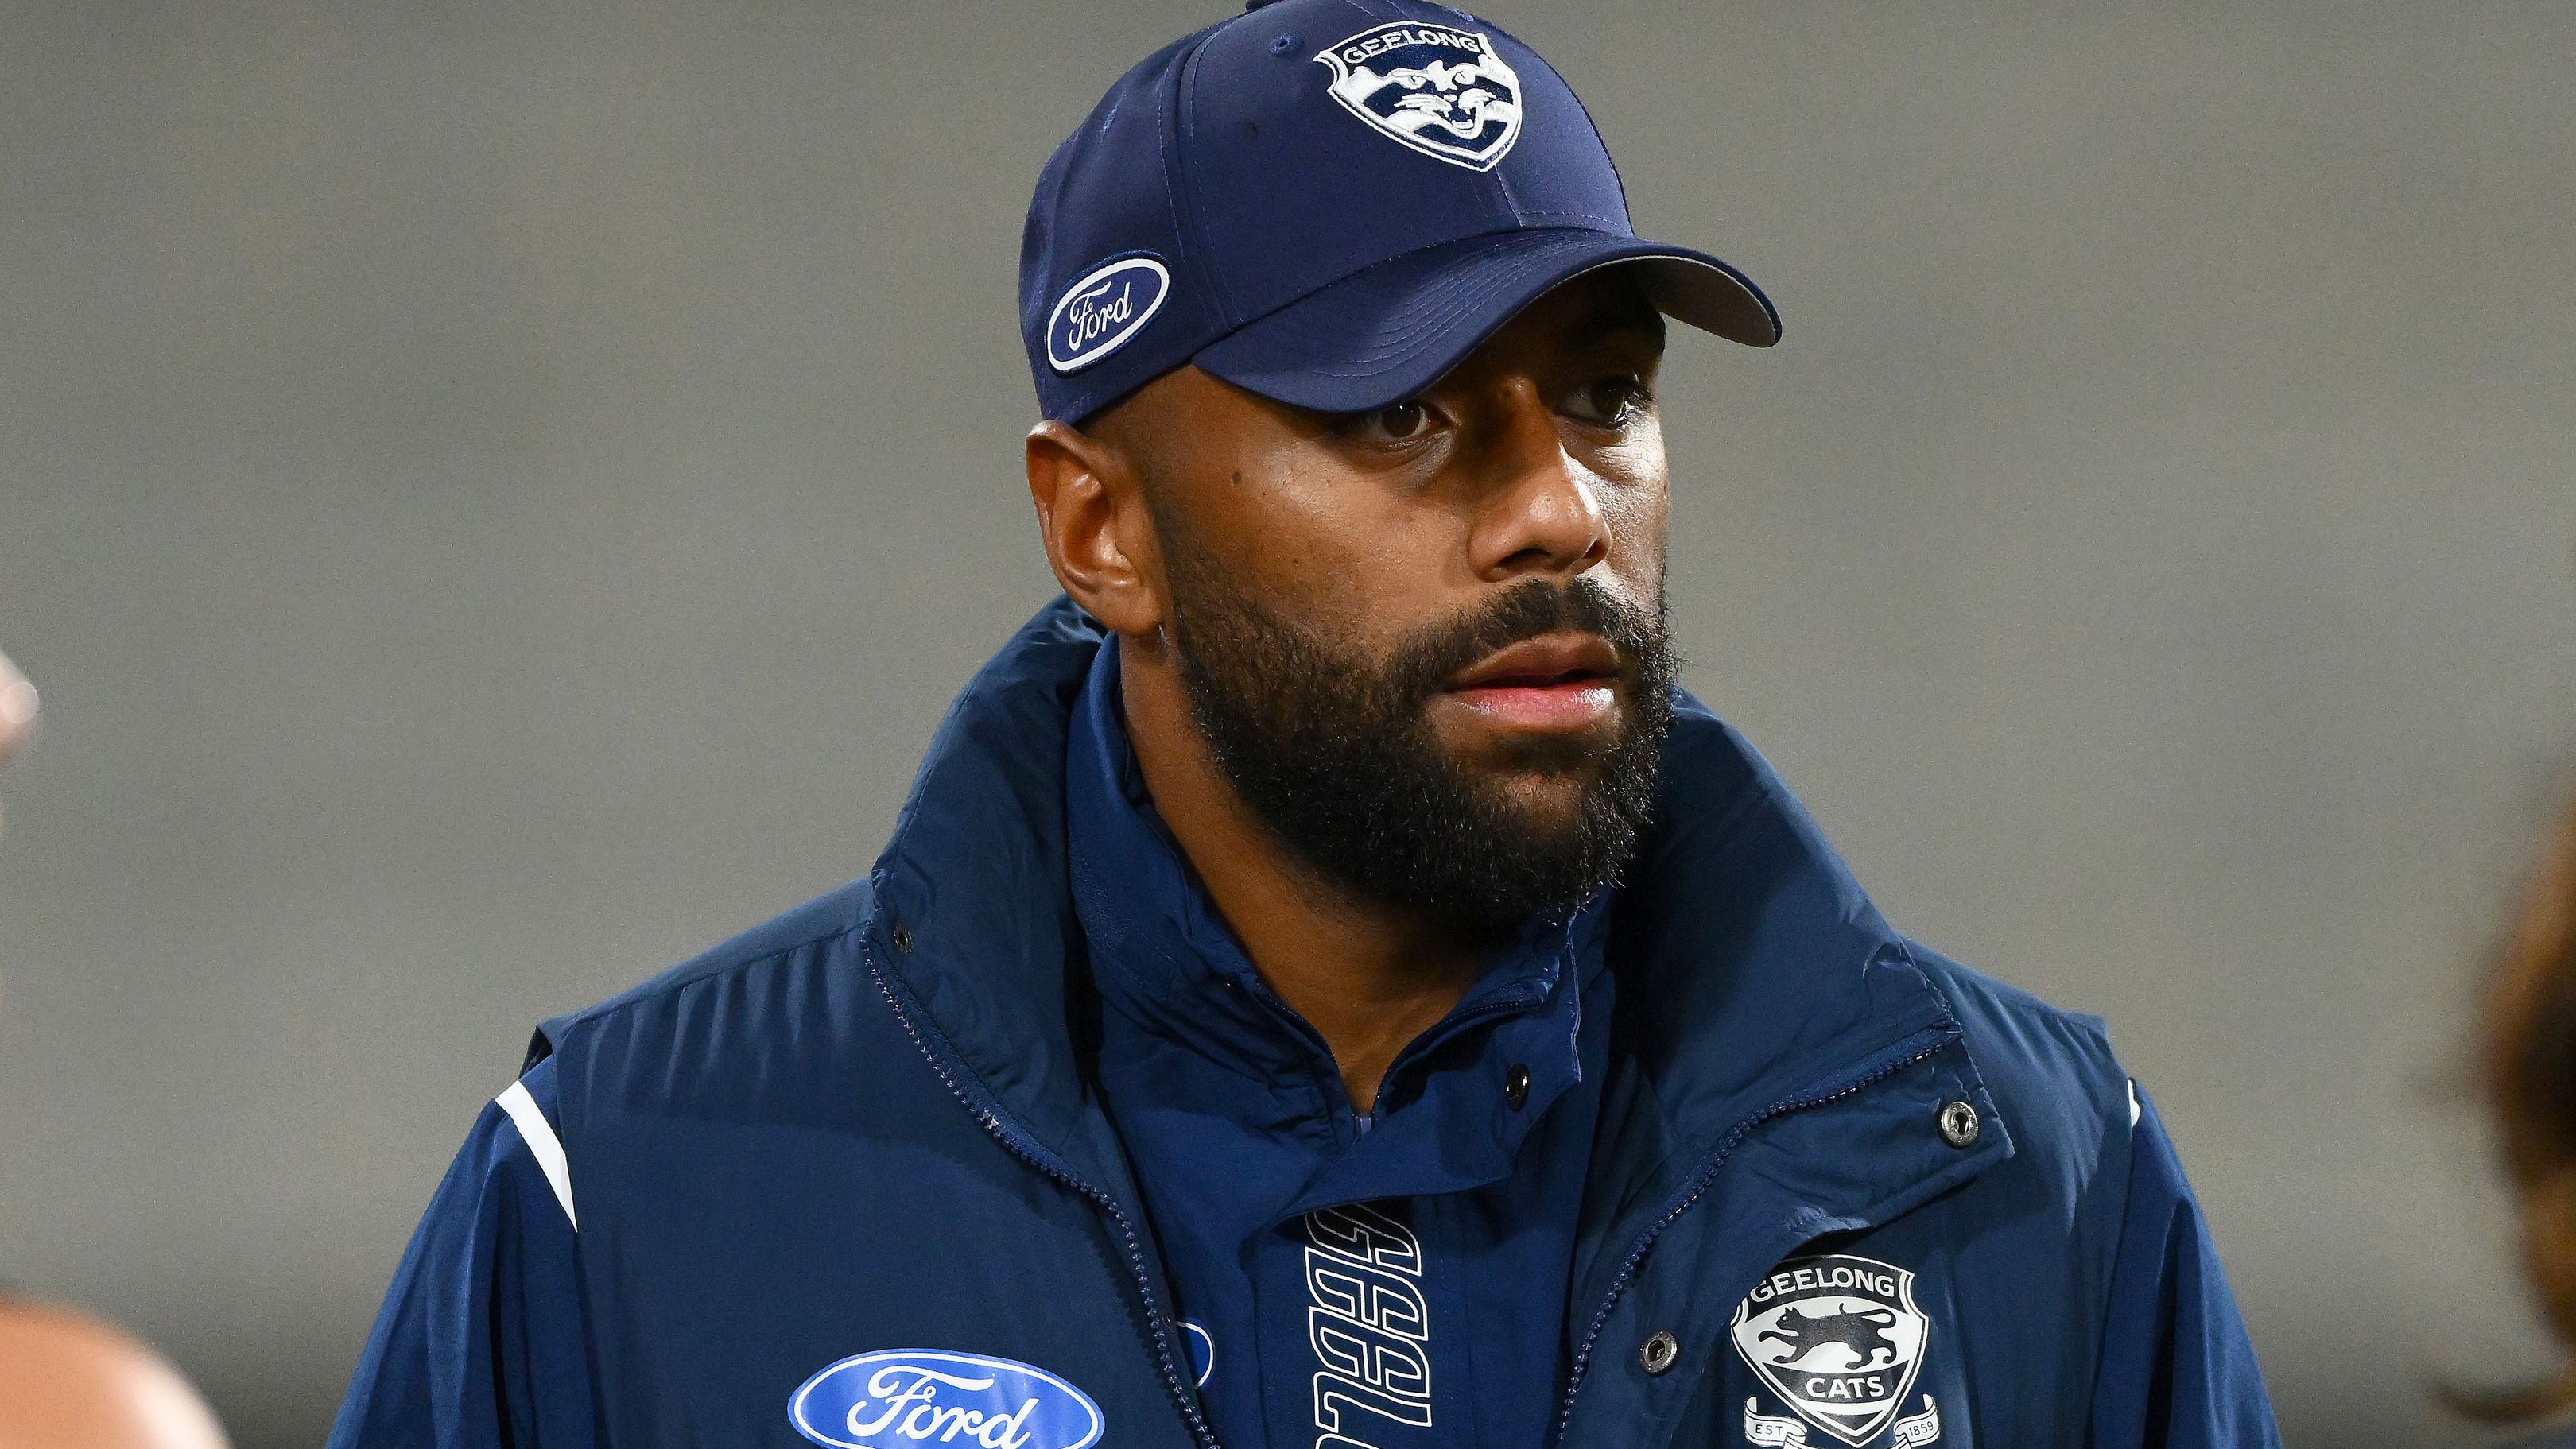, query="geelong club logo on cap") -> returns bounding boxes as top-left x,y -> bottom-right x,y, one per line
1313,21 -> 1523,172
1046,255 -> 1170,374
